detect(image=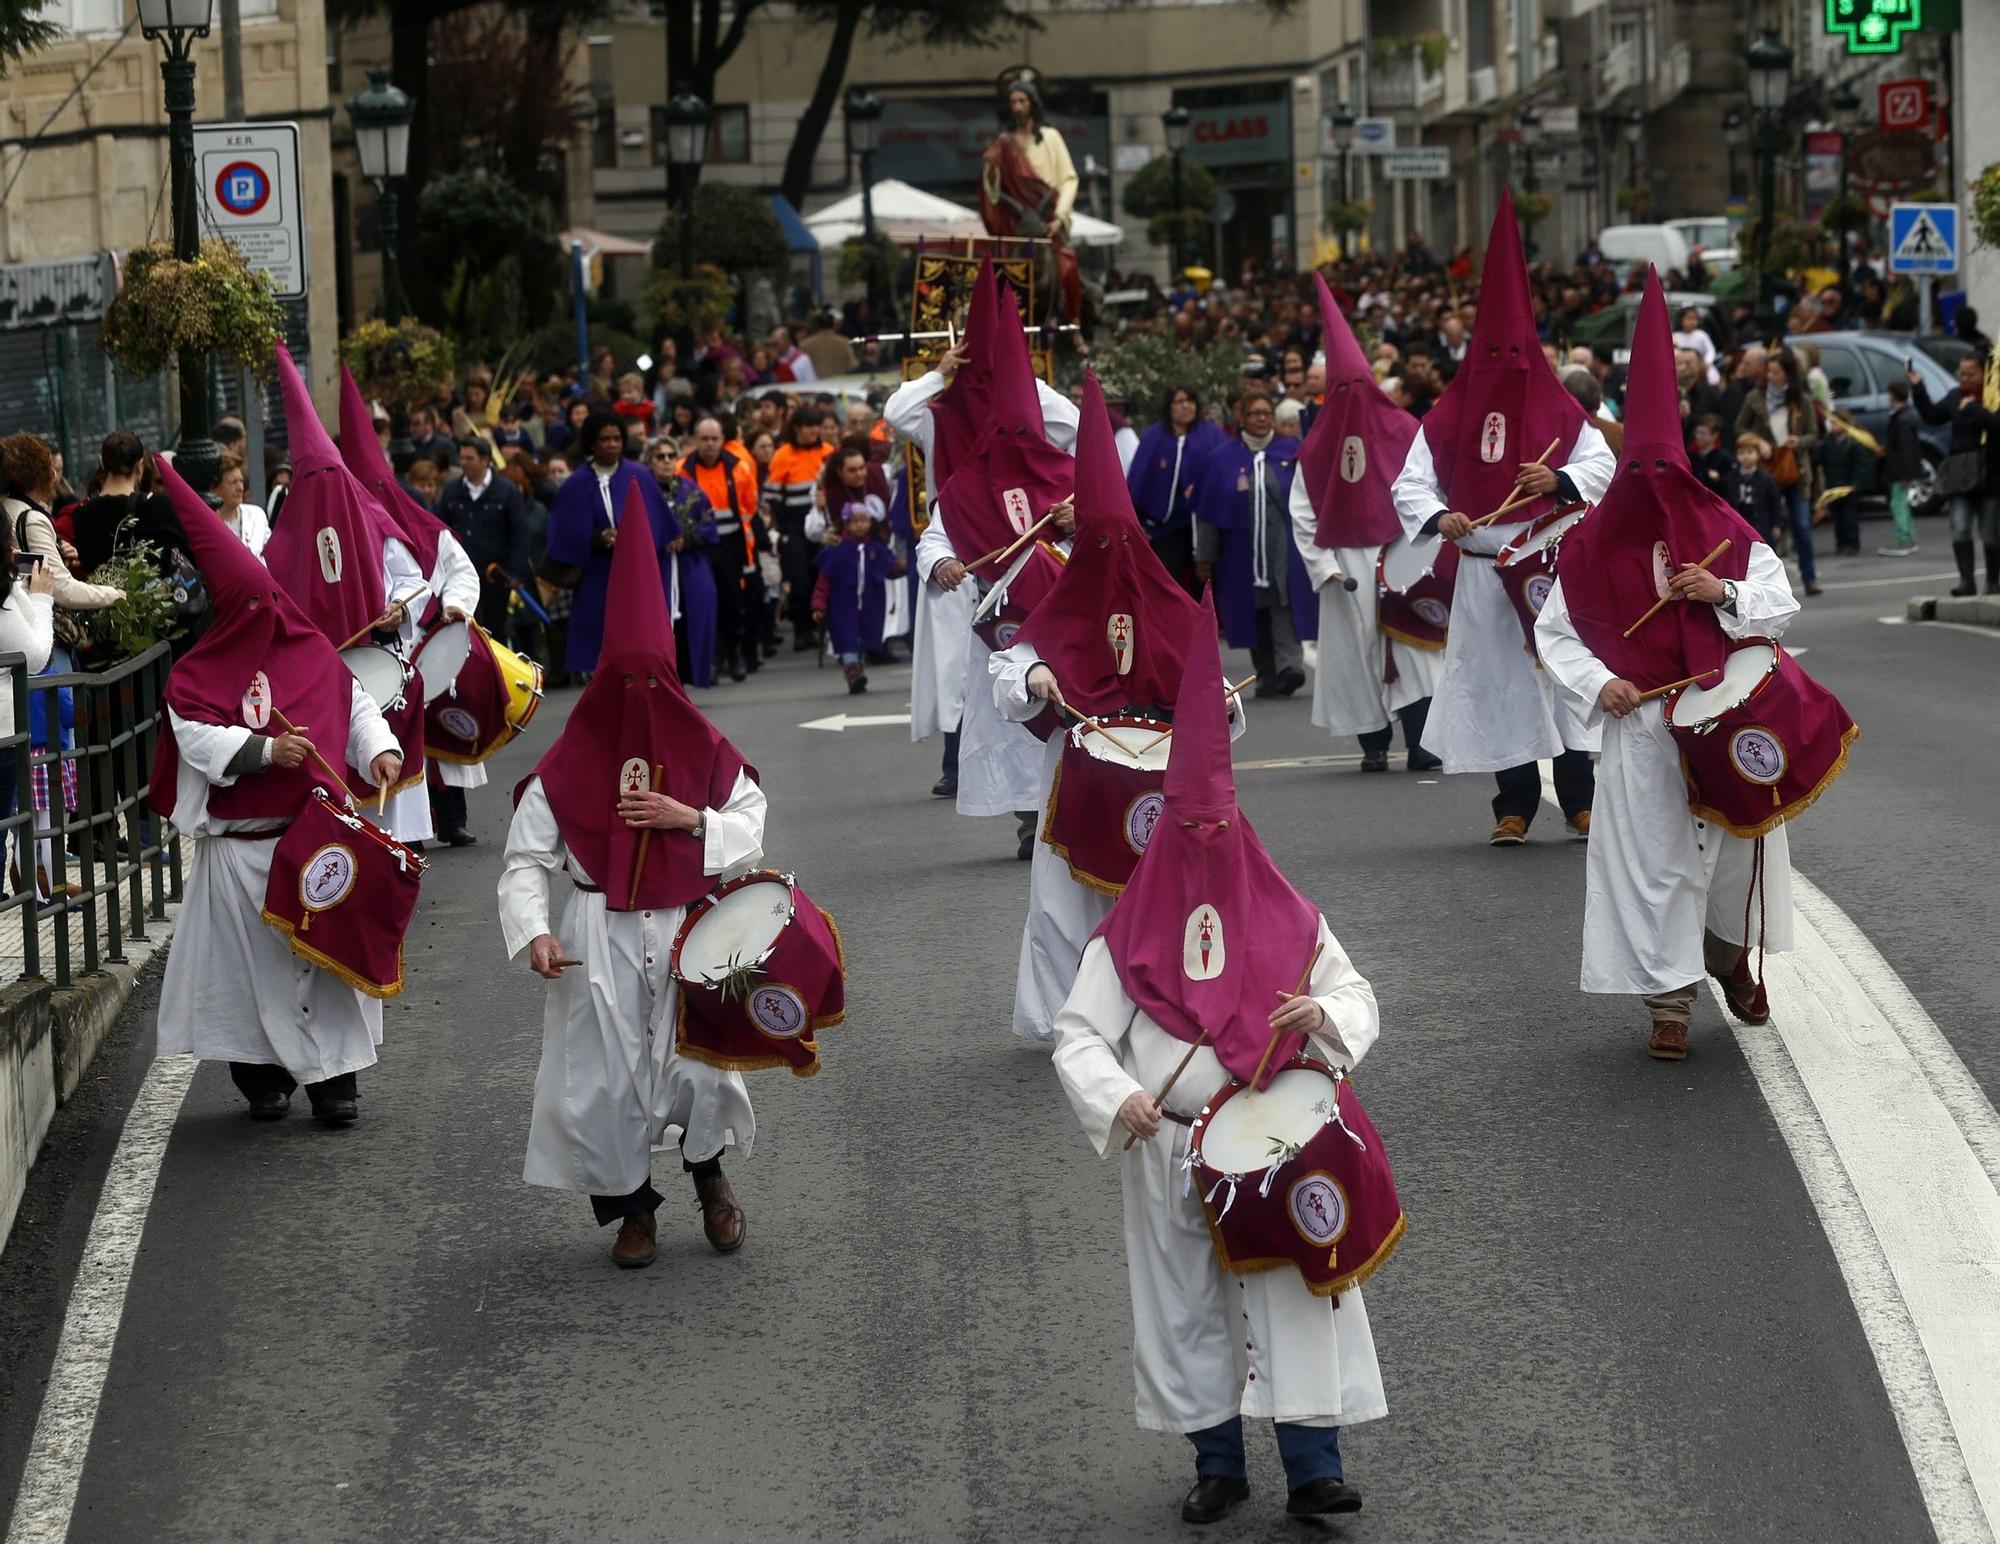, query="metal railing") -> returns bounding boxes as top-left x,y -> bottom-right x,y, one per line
0,642 -> 183,989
